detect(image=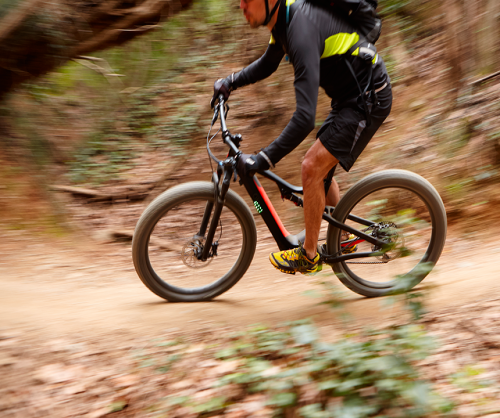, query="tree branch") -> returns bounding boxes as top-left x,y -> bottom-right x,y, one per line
73,0 -> 170,55
73,55 -> 125,87
470,70 -> 500,87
